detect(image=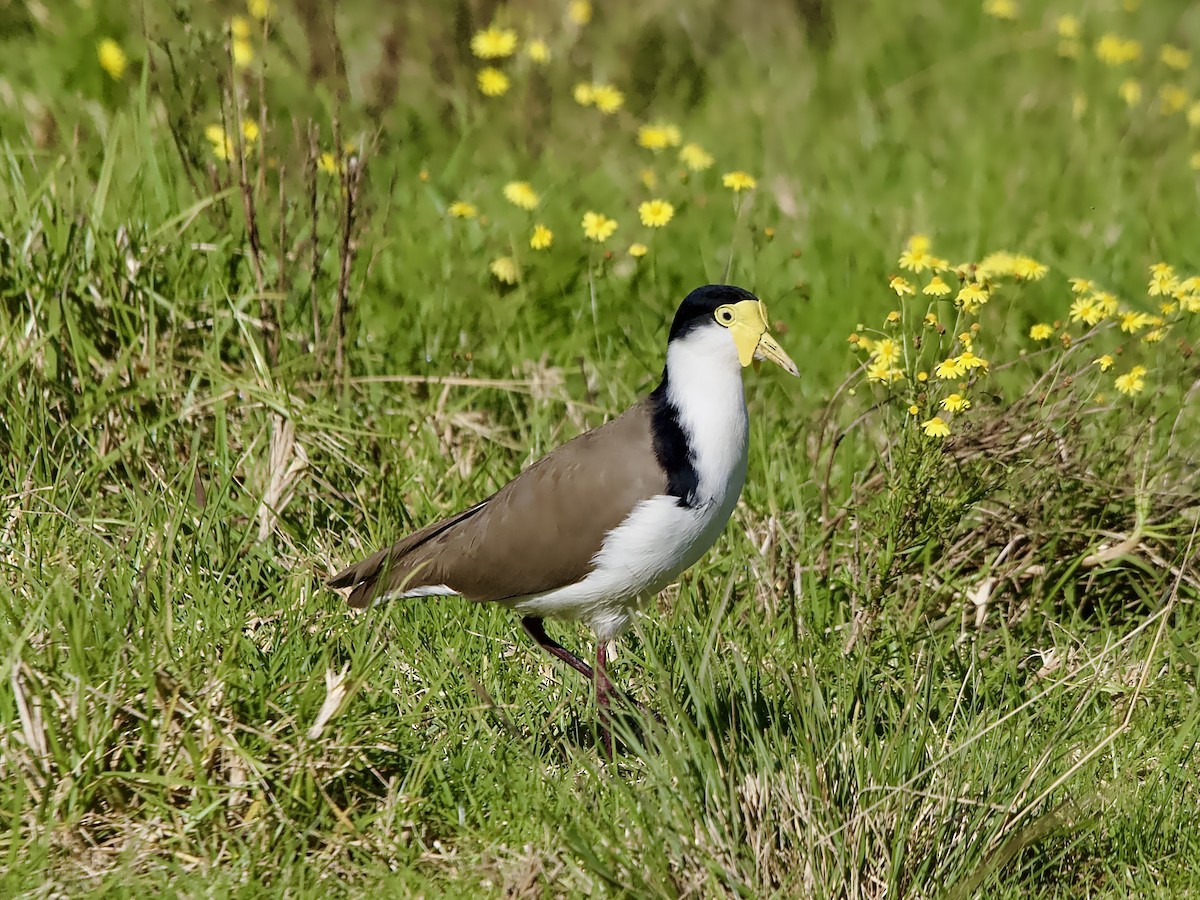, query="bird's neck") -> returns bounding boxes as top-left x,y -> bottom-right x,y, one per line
650,337 -> 749,508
